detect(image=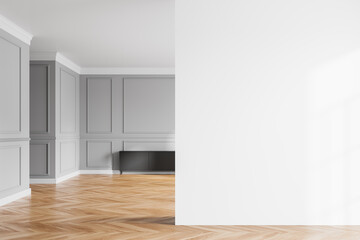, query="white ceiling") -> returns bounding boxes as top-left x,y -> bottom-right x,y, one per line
0,0 -> 174,68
